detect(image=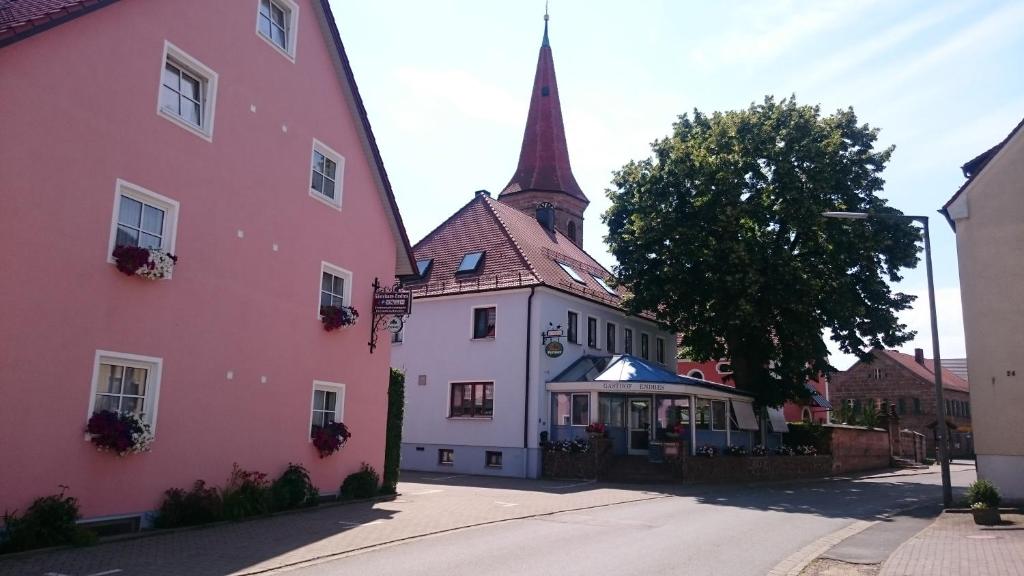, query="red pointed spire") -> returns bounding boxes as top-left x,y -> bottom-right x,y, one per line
499,16 -> 588,205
